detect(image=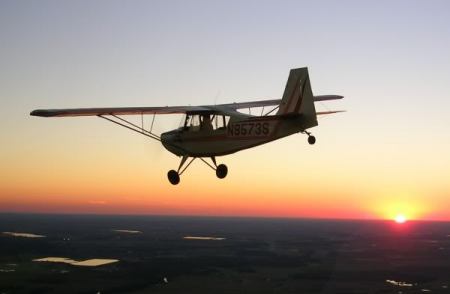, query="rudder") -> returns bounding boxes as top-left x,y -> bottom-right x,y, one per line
276,68 -> 317,122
